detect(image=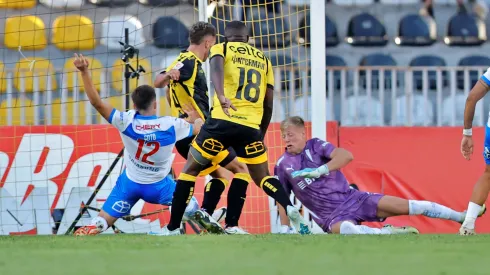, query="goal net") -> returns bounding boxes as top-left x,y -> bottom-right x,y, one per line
0,0 -> 318,235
